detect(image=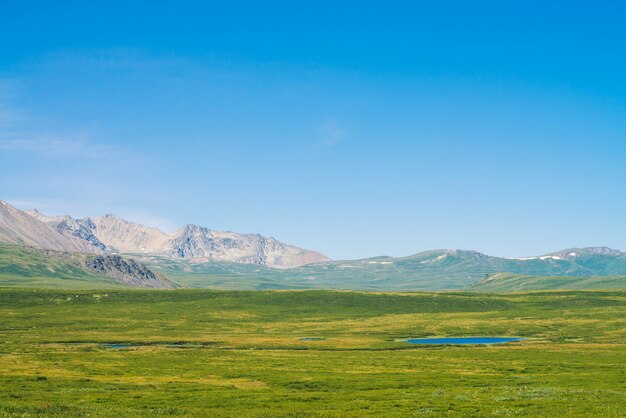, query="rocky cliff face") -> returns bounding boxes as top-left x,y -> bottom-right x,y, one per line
165,225 -> 328,268
85,254 -> 174,288
27,209 -> 108,252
